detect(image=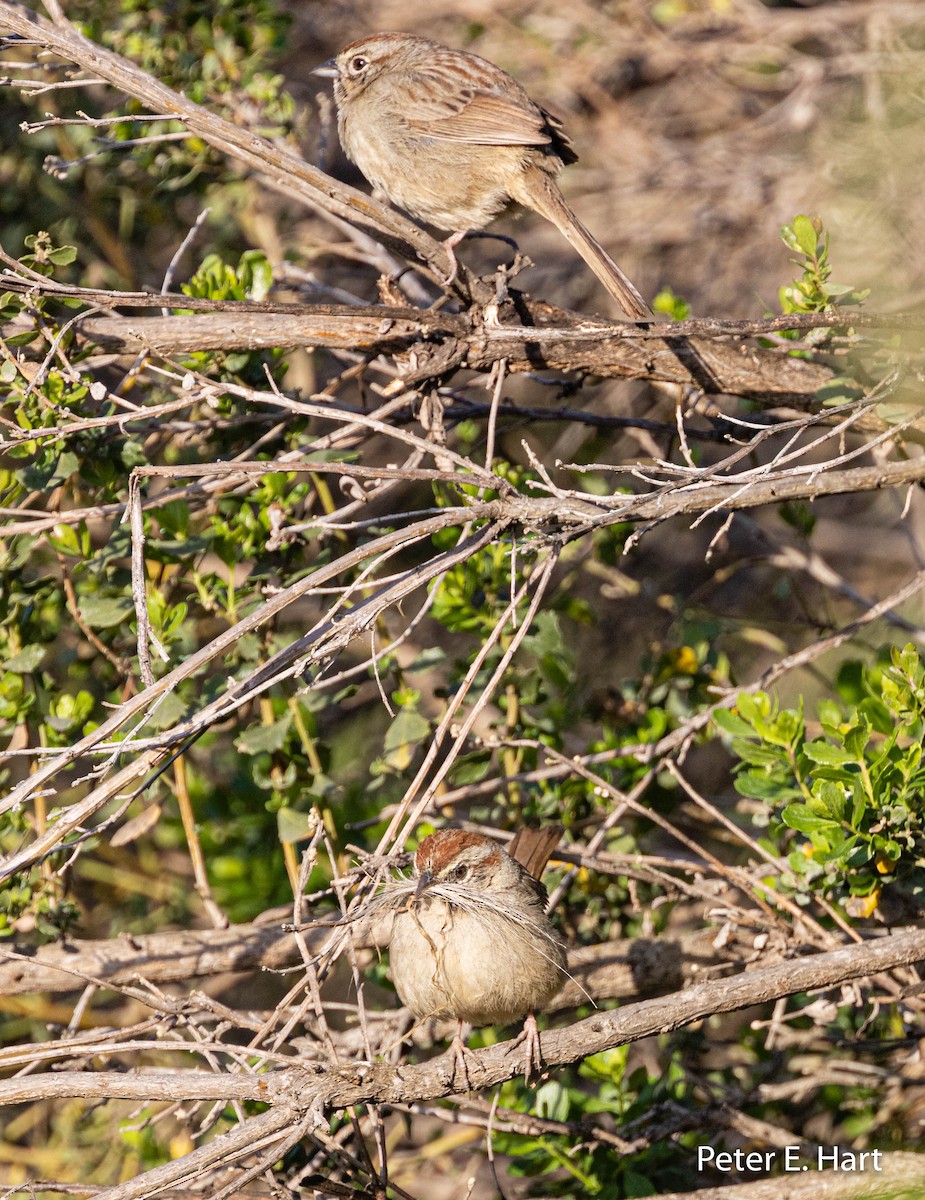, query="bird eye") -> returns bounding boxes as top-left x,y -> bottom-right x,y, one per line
452,864 -> 469,881
348,55 -> 368,74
